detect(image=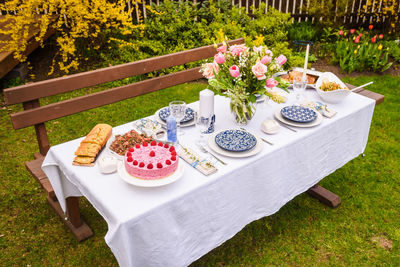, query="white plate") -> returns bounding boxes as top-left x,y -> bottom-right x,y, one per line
154,108 -> 196,127
275,107 -> 323,128
117,161 -> 184,187
207,130 -> 264,158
